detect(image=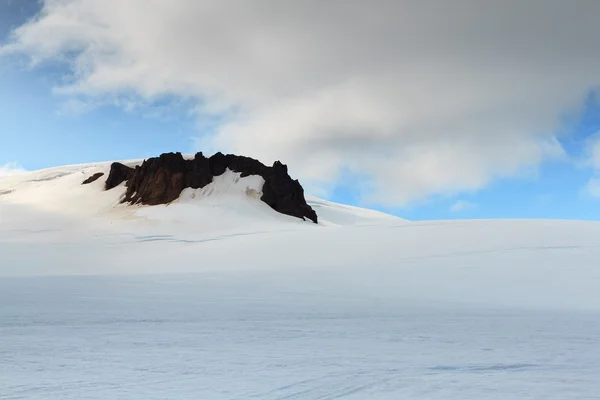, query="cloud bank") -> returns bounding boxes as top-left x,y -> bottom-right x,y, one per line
3,0 -> 600,204
0,162 -> 26,177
